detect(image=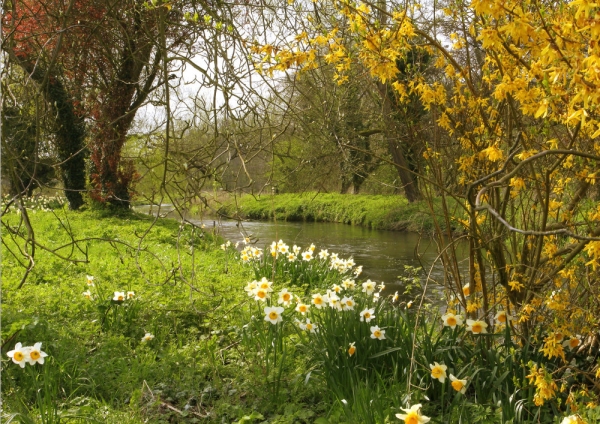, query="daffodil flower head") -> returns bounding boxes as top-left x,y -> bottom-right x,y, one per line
331,284 -> 342,294
86,275 -> 95,286
395,403 -> 430,424
244,280 -> 258,295
83,290 -> 93,299
466,319 -> 488,334
560,415 -> 585,424
348,342 -> 356,356
341,296 -> 355,310
26,342 -> 48,365
353,265 -> 363,276
430,362 -> 448,382
328,293 -> 342,311
362,280 -> 376,295
378,282 -> 385,291
360,308 -> 375,322
295,302 -> 309,314
342,278 -> 356,290
309,243 -> 316,252
406,301 -> 413,309
319,249 -> 329,259
299,318 -> 317,332
7,343 -> 31,368
563,336 -> 582,351
494,310 -> 513,325
142,333 -> 155,342
113,291 -> 125,302
462,283 -> 471,297
127,291 -> 135,299
278,288 -> 293,306
442,312 -> 463,329
264,306 -> 284,325
370,325 -> 386,340
312,293 -> 325,309
258,277 -> 273,291
253,287 -> 270,302
449,374 -> 468,393
287,253 -> 297,262
293,245 -> 301,254
302,251 -> 313,261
